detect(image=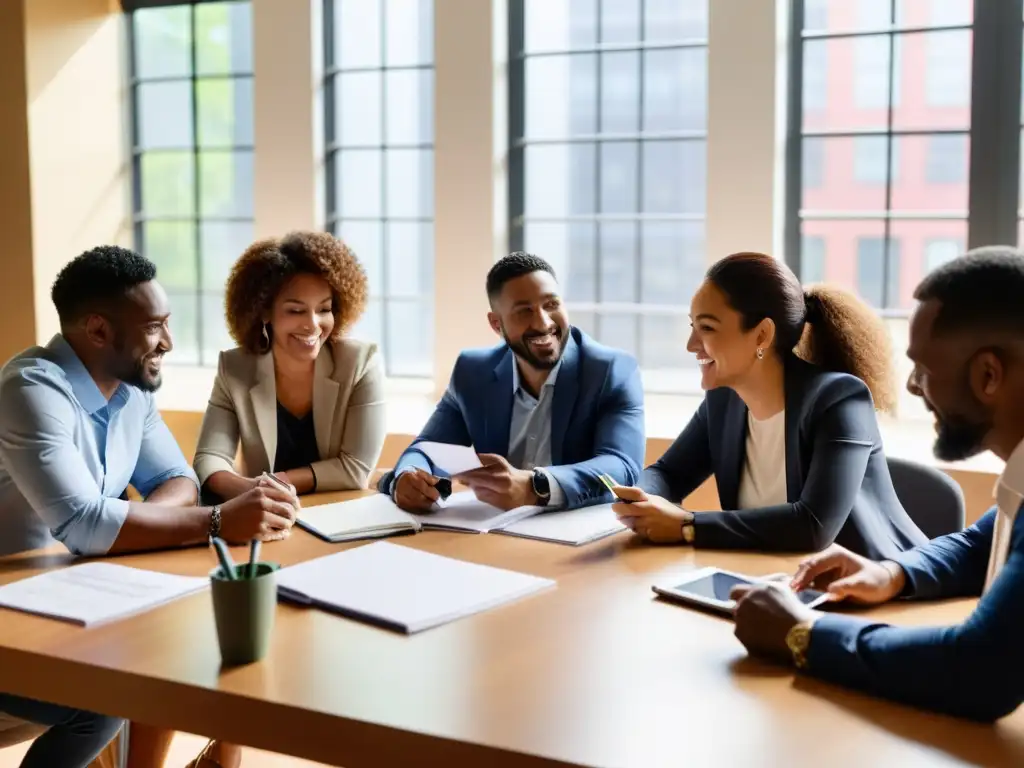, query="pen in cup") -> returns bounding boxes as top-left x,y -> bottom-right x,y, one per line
247,539 -> 261,580
211,536 -> 237,581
